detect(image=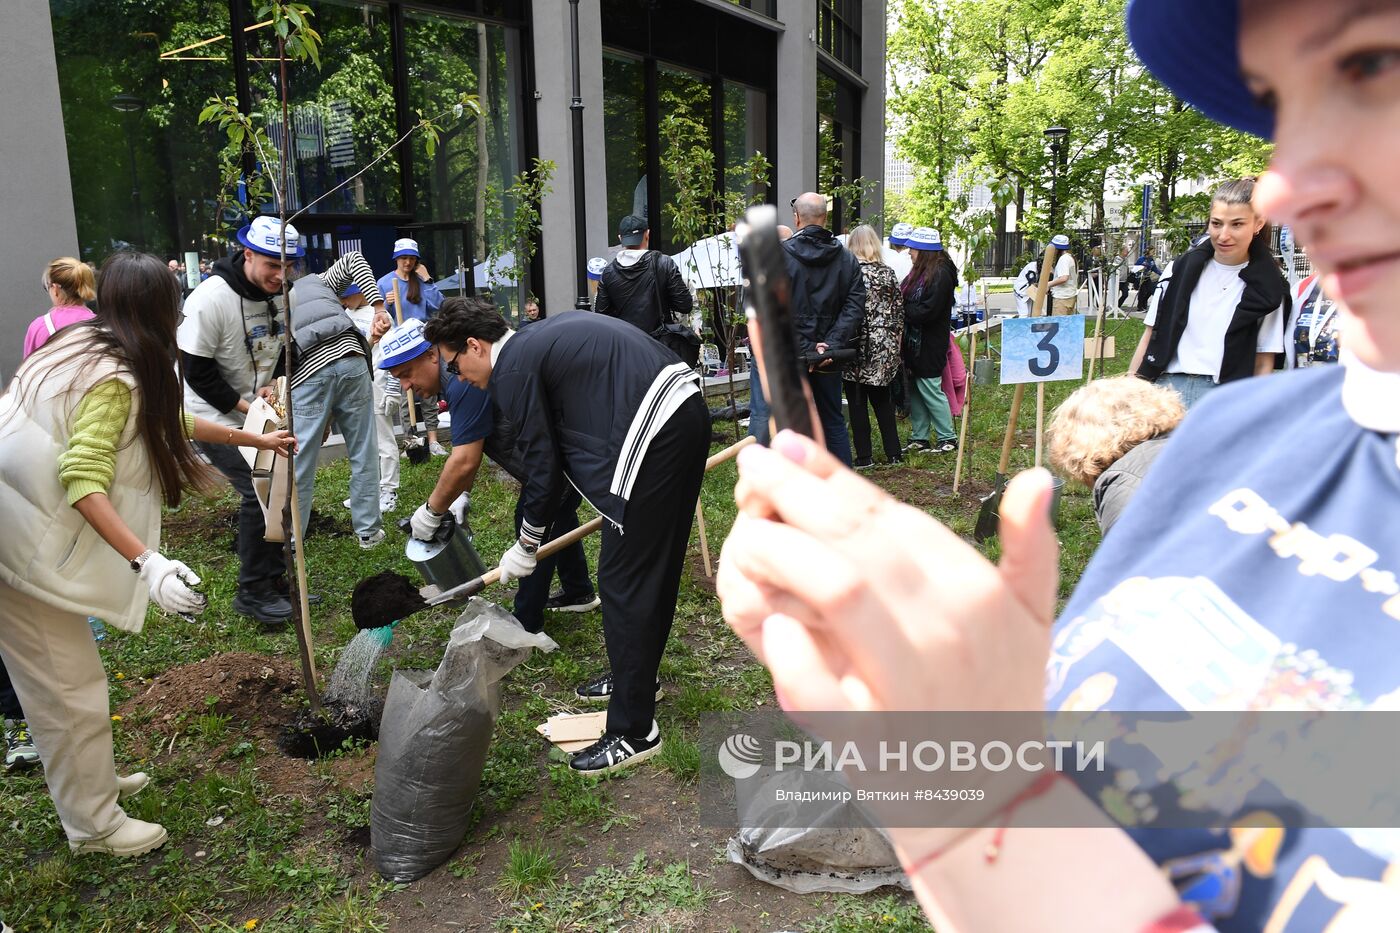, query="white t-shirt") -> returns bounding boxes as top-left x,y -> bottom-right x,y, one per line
1012,261 -> 1038,314
177,276 -> 285,427
1050,253 -> 1078,299
1144,258 -> 1286,380
883,247 -> 912,283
